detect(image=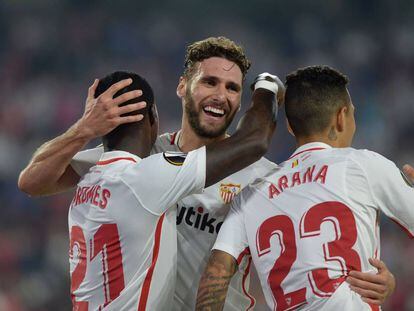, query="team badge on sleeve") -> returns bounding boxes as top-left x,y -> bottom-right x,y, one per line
220,183 -> 241,204
401,170 -> 414,188
163,151 -> 187,166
